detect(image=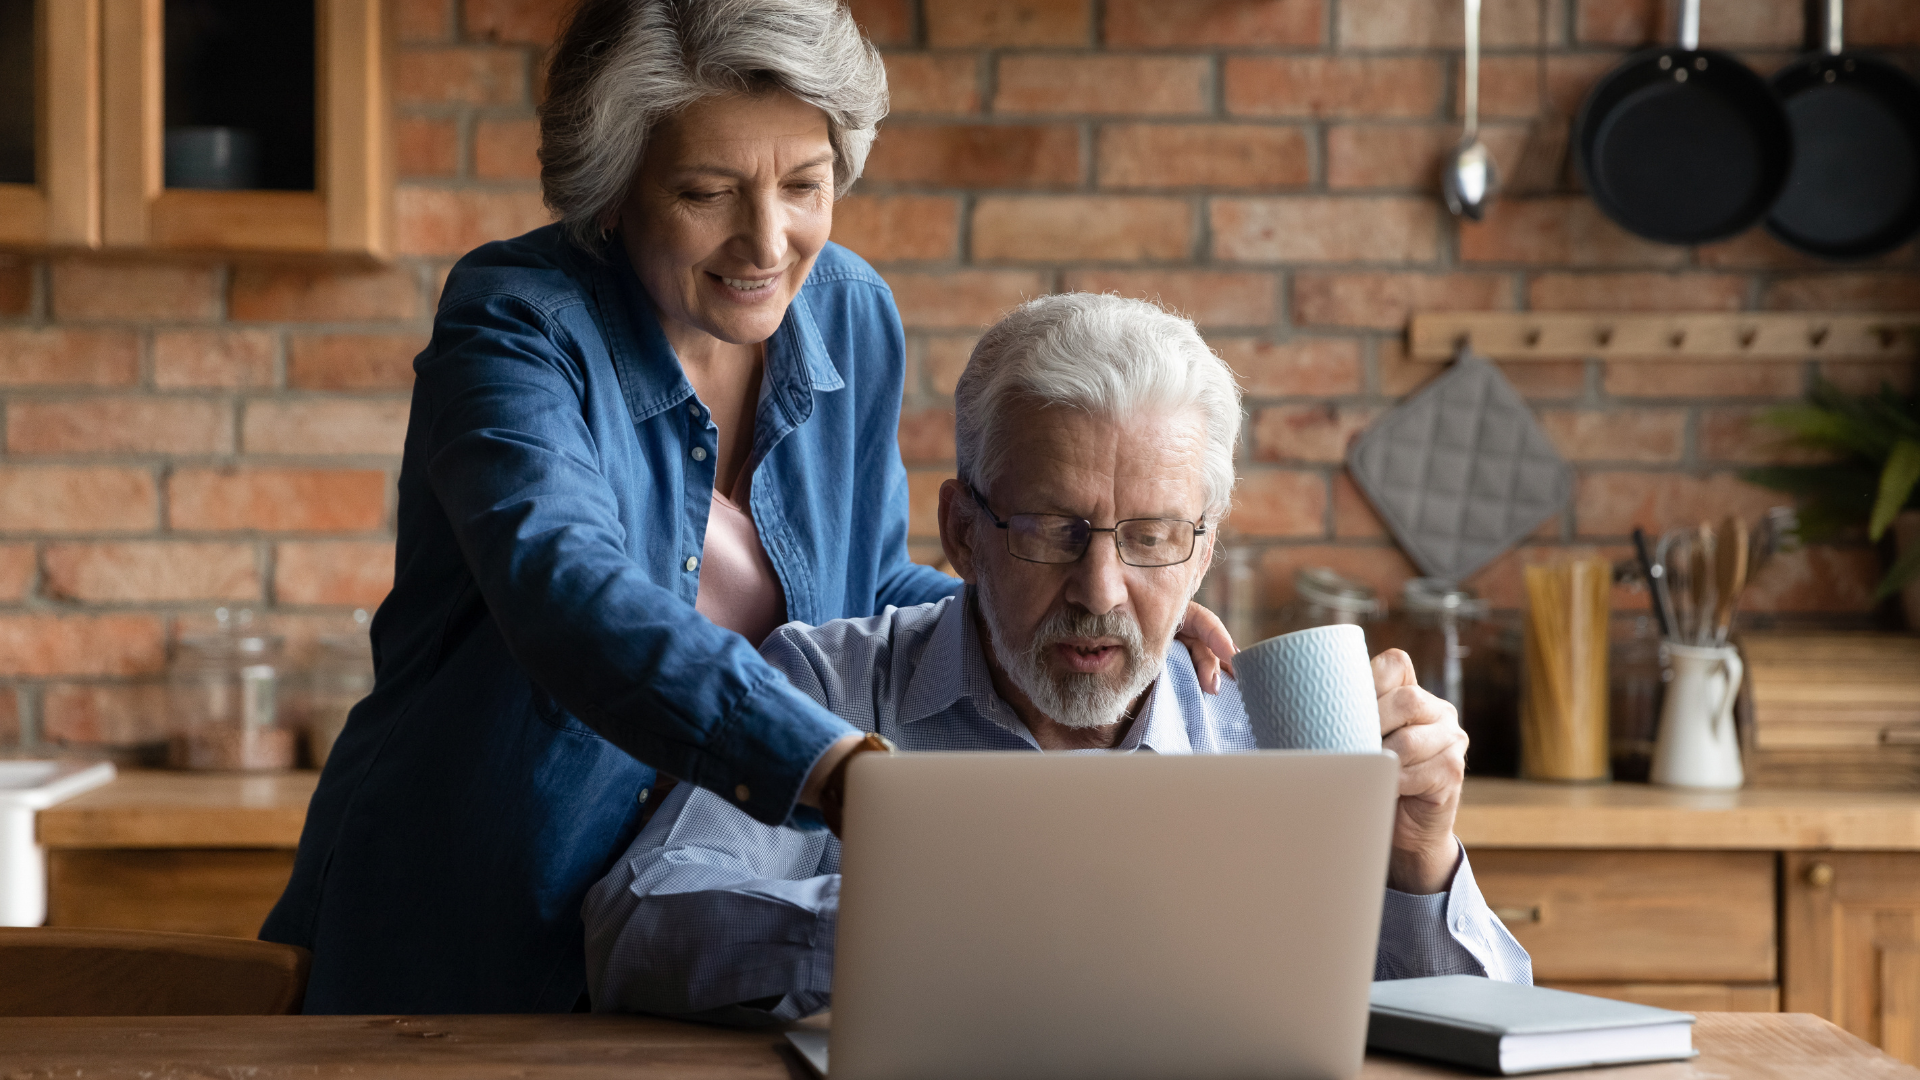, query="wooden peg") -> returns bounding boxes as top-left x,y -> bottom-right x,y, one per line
1876,327 -> 1898,349
1738,327 -> 1758,348
1595,326 -> 1614,347
1669,329 -> 1687,348
1810,325 -> 1830,347
1524,328 -> 1542,347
